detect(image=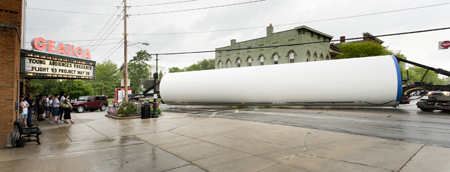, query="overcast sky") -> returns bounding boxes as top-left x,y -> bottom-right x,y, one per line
24,0 -> 450,75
